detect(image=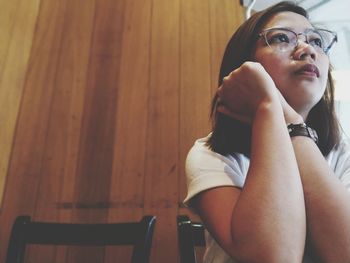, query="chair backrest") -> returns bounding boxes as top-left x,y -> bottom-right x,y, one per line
6,215 -> 156,263
177,215 -> 205,263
